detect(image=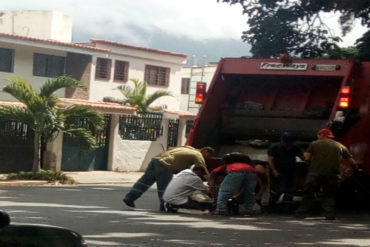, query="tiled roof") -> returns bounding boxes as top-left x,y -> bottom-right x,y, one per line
0,32 -> 110,52
0,98 -> 136,114
91,39 -> 188,58
60,98 -> 136,114
0,101 -> 26,108
164,109 -> 197,117
0,33 -> 188,58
